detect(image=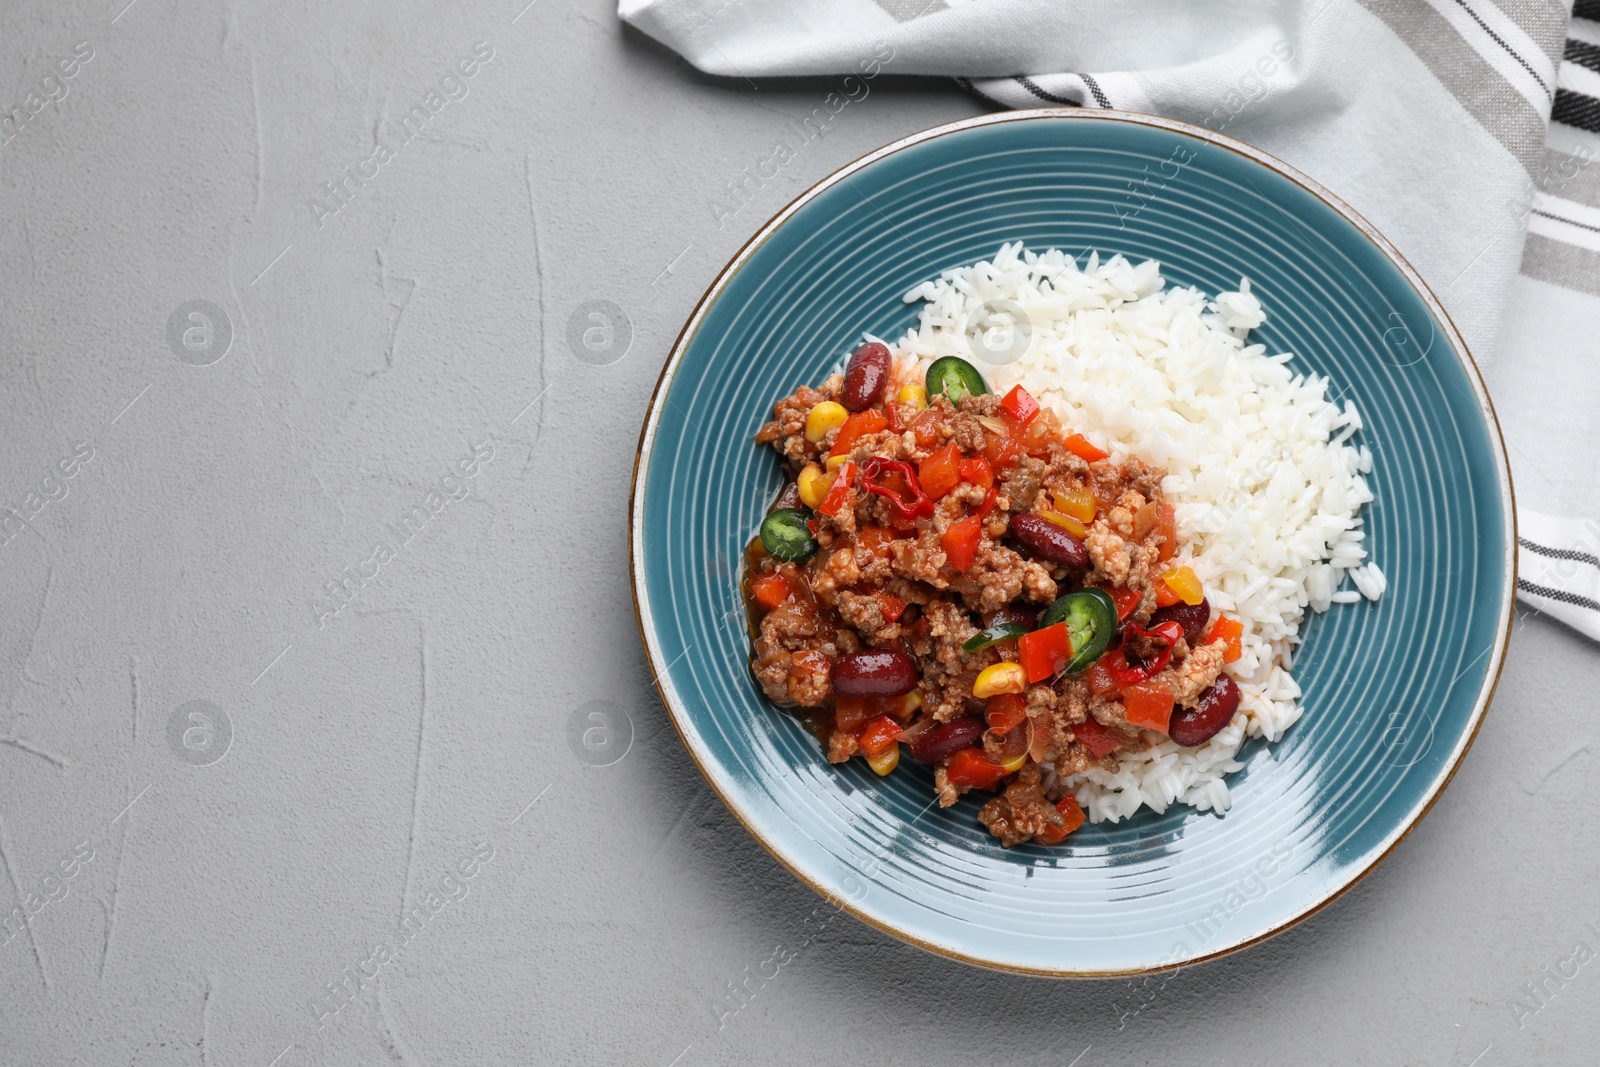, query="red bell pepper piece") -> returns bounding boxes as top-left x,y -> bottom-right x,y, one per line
918,443 -> 962,500
876,593 -> 907,623
1122,680 -> 1175,732
1109,586 -> 1142,622
944,747 -> 1007,789
817,461 -> 856,517
857,715 -> 902,758
976,488 -> 999,521
941,515 -> 982,572
1018,622 -> 1073,683
829,409 -> 888,457
1107,620 -> 1186,685
1000,384 -> 1041,425
1062,433 -> 1109,463
1034,794 -> 1087,844
885,401 -> 904,434
1085,659 -> 1120,698
1205,616 -> 1244,663
862,457 -> 934,523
